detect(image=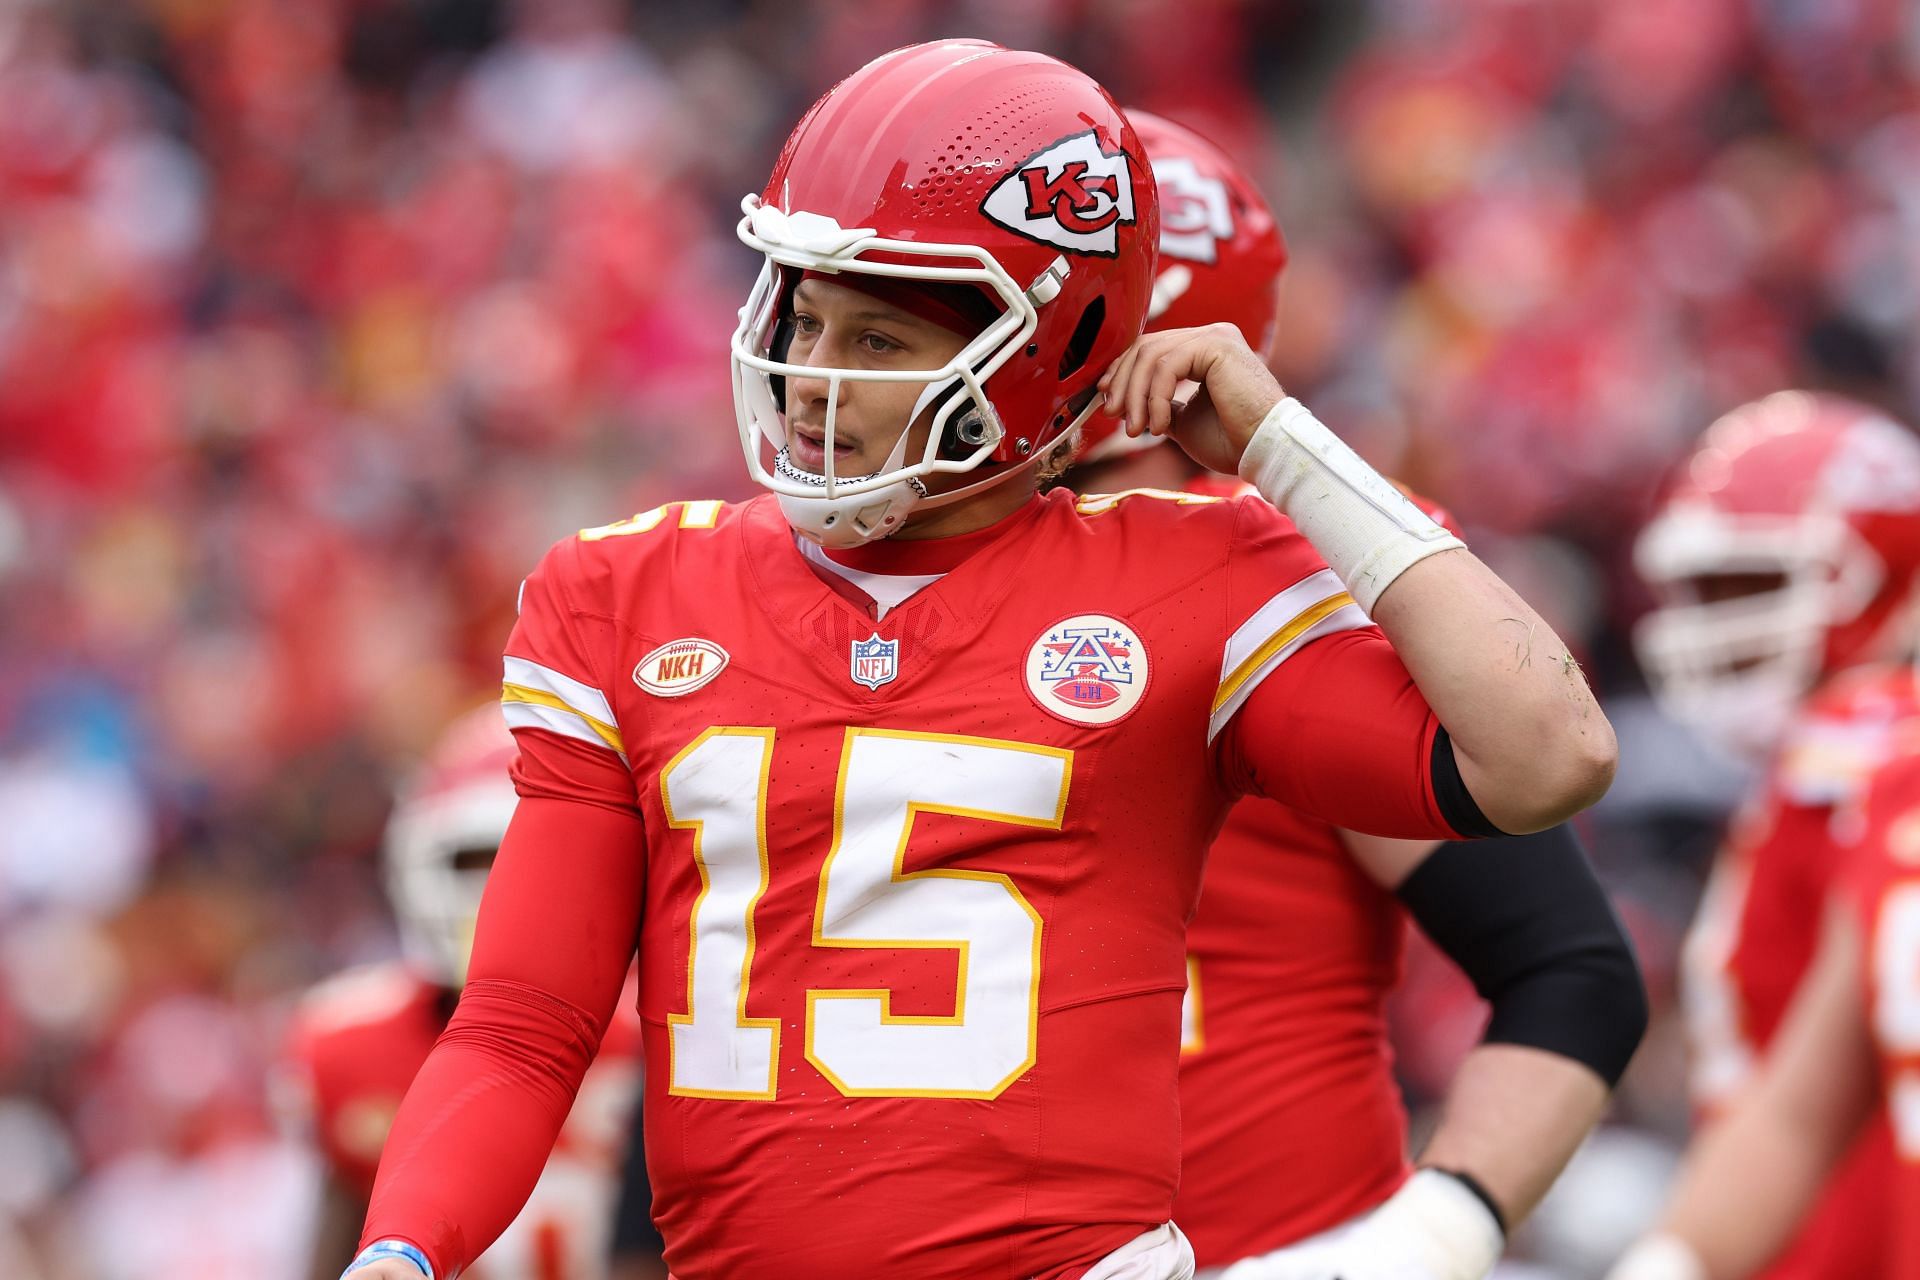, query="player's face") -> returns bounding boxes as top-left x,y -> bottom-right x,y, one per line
783,278 -> 971,478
